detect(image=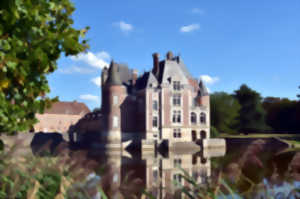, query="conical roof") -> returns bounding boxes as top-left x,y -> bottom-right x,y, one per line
106,60 -> 122,86
198,80 -> 209,96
